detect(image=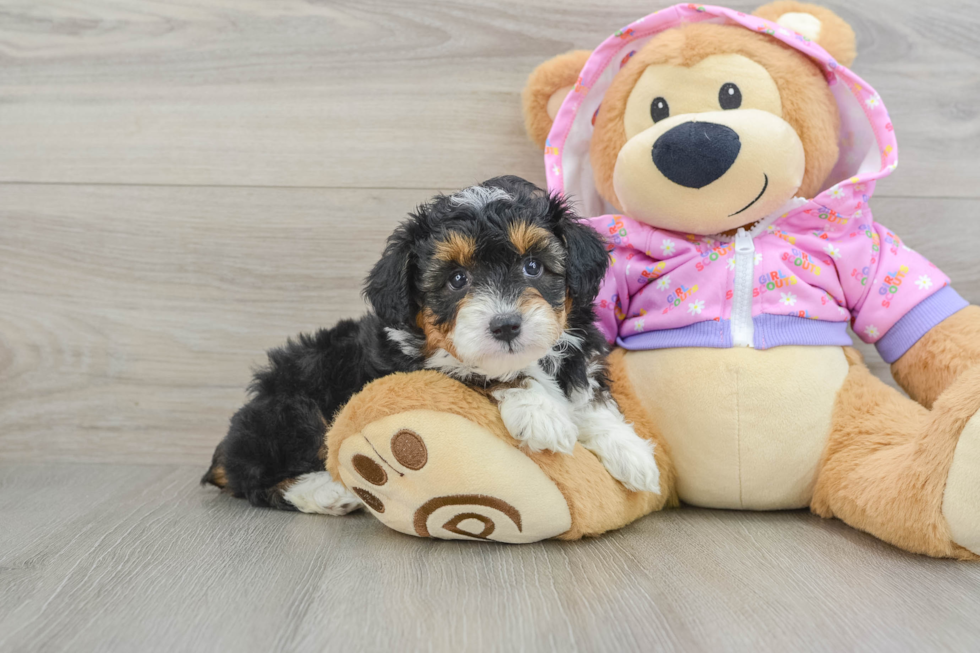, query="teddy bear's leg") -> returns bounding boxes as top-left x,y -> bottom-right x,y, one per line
811,348 -> 980,559
324,369 -> 674,543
